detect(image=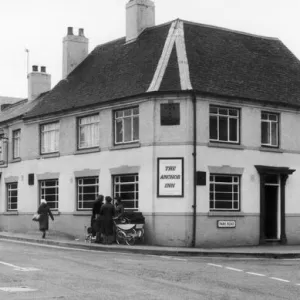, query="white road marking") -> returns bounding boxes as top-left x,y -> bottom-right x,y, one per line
246,272 -> 266,277
169,257 -> 187,261
0,287 -> 37,292
159,256 -> 172,259
225,267 -> 243,272
270,277 -> 290,283
207,263 -> 223,268
0,261 -> 40,272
